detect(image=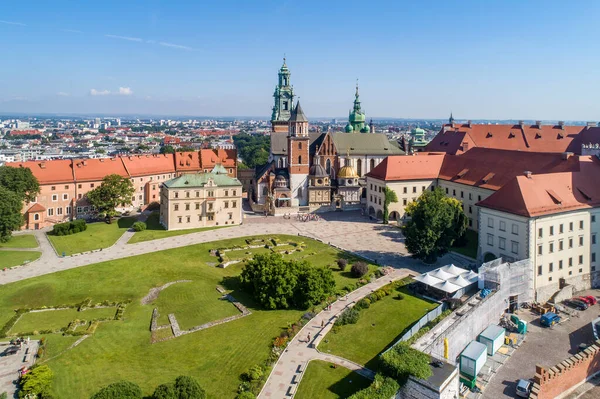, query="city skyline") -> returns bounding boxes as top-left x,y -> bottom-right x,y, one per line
2,1 -> 600,119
